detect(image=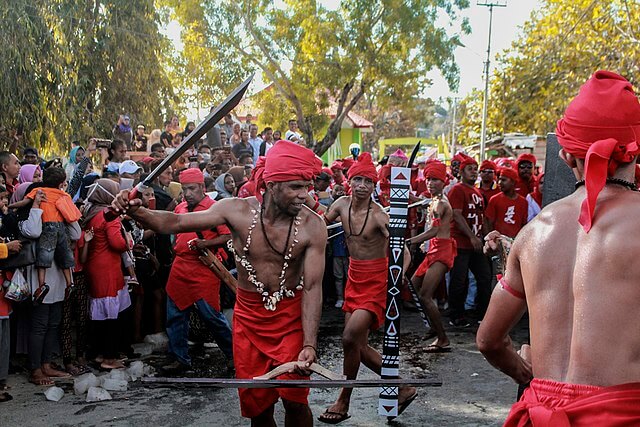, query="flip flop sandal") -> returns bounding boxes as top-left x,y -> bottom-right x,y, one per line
33,284 -> 50,305
388,391 -> 419,421
0,392 -> 13,403
425,344 -> 452,353
318,410 -> 351,425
